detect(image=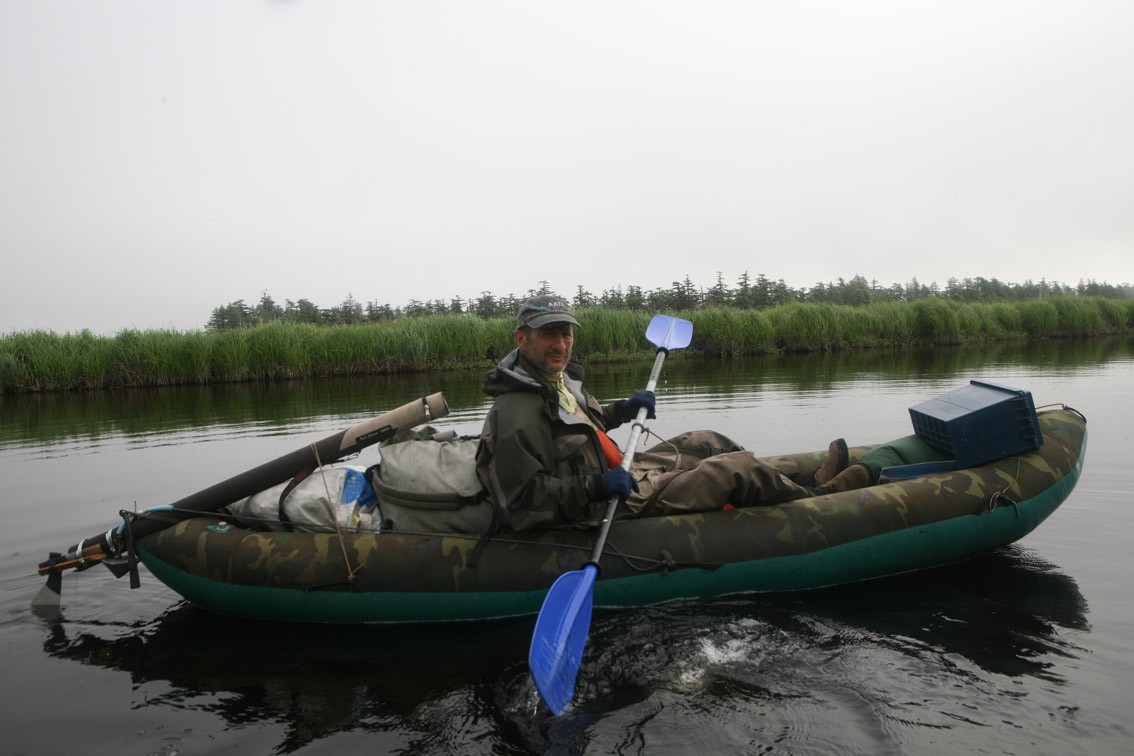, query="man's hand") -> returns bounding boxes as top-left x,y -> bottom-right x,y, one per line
621,390 -> 656,421
600,467 -> 639,501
